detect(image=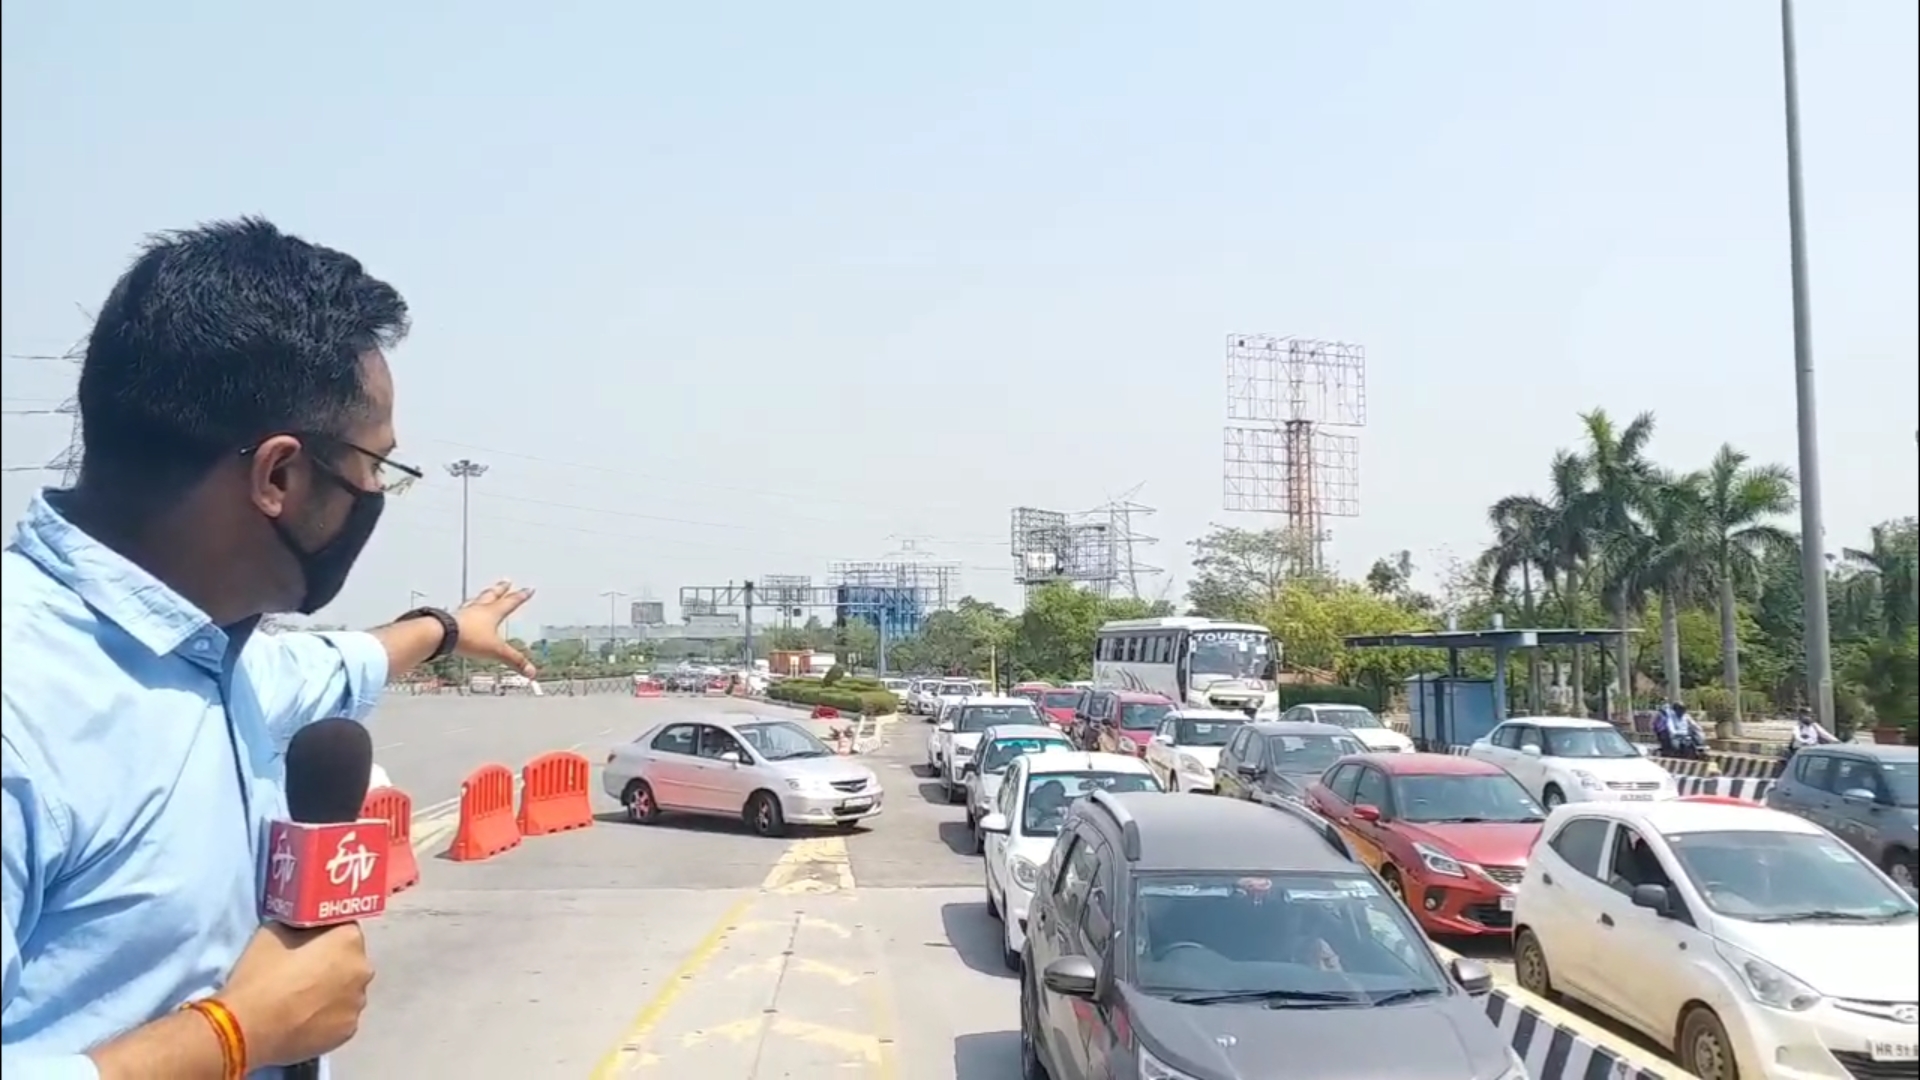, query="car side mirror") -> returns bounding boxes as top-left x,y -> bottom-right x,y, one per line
1630,883 -> 1673,916
978,812 -> 1010,834
961,762 -> 978,776
1840,788 -> 1876,805
1042,955 -> 1099,1000
1237,763 -> 1263,779
938,722 -> 955,733
718,750 -> 745,765
1521,745 -> 1543,758
1353,804 -> 1382,823
1449,957 -> 1494,996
